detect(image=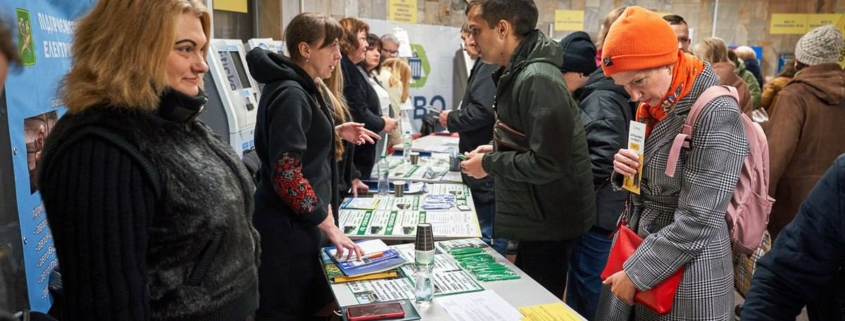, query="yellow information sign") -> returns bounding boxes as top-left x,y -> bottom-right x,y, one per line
388,0 -> 417,24
213,0 -> 247,13
838,15 -> 845,68
555,10 -> 584,31
808,14 -> 842,29
519,303 -> 581,321
770,14 -> 808,35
